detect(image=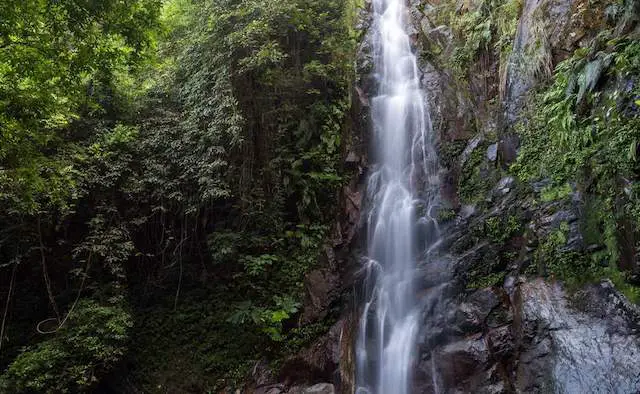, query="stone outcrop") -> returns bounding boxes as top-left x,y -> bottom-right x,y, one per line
406,0 -> 640,392
413,279 -> 640,393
